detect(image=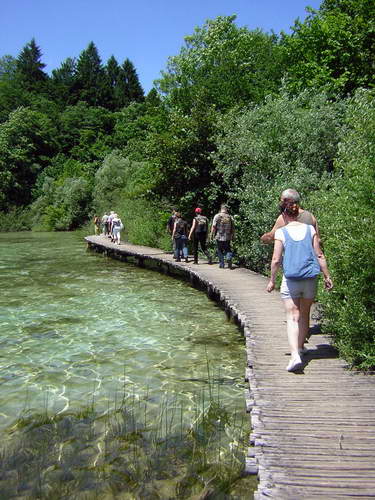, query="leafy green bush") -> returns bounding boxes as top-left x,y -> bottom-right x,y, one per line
119,198 -> 171,250
93,151 -> 154,212
309,89 -> 375,369
0,106 -> 57,210
91,151 -> 171,249
32,176 -> 92,231
213,90 -> 345,271
0,206 -> 32,232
